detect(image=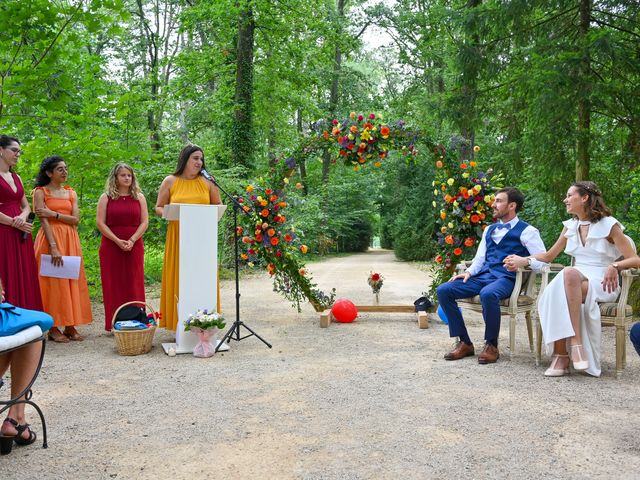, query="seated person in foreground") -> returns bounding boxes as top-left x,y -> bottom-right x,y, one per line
436,187 -> 547,364
0,276 -> 53,451
507,181 -> 637,377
